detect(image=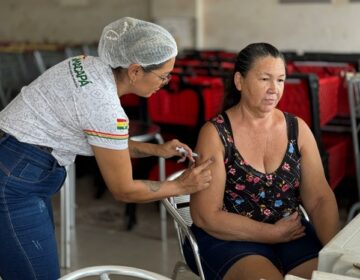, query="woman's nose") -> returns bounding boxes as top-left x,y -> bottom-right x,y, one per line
268,80 -> 277,92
